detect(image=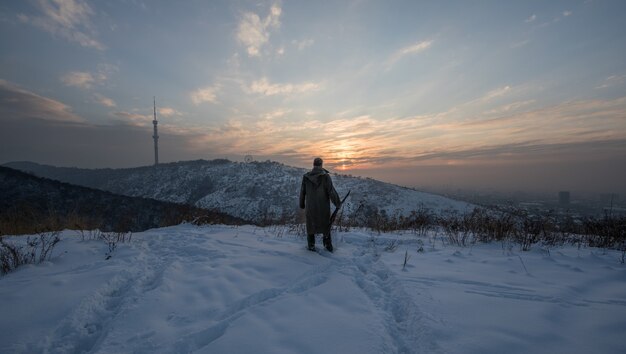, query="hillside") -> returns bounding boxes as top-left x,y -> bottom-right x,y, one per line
0,166 -> 242,235
4,160 -> 474,223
